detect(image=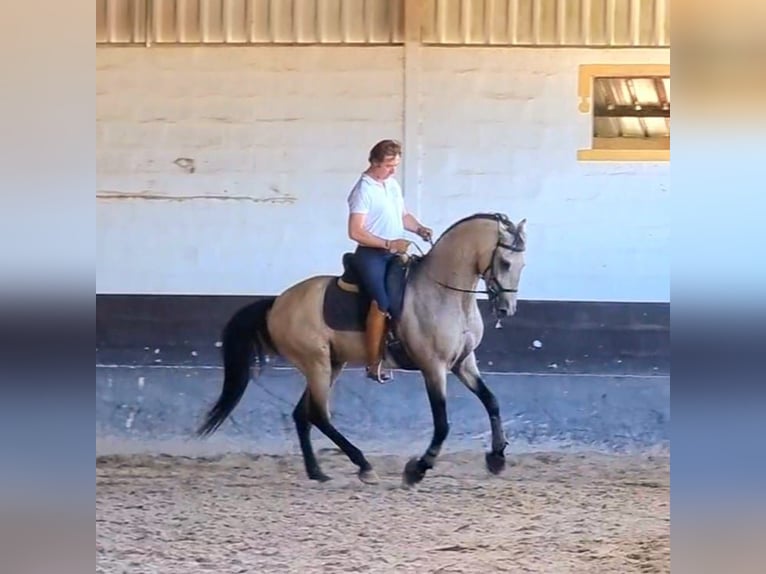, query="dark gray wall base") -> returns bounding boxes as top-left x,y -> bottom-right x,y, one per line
97,367 -> 670,455
96,295 -> 669,376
